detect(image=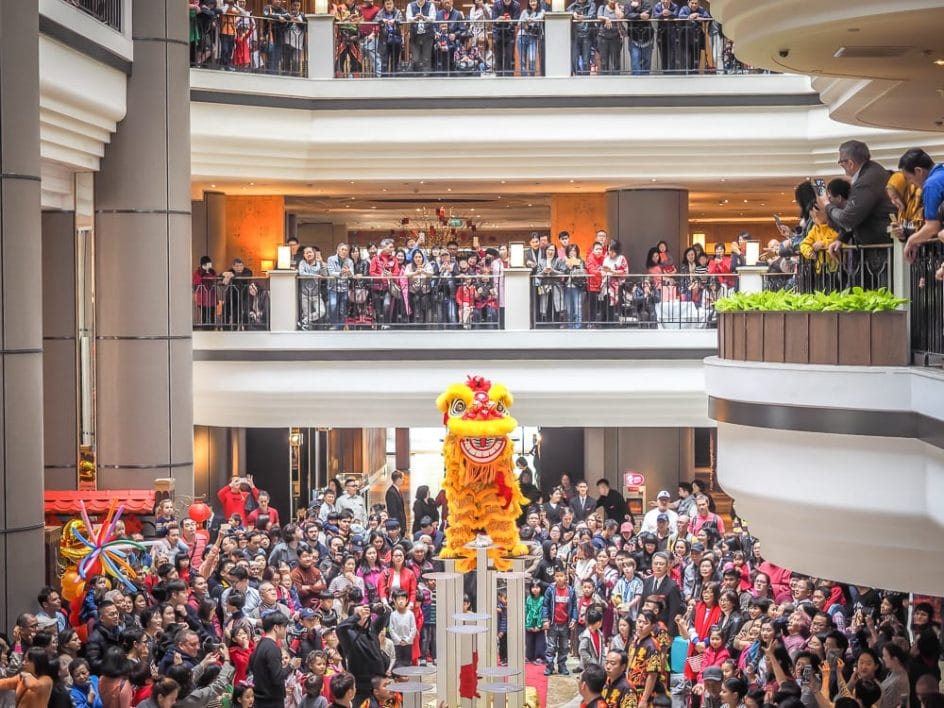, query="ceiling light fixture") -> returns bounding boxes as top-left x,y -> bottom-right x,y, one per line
935,59 -> 944,66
